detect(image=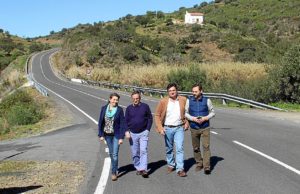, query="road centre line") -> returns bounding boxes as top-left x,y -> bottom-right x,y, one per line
233,140 -> 300,176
